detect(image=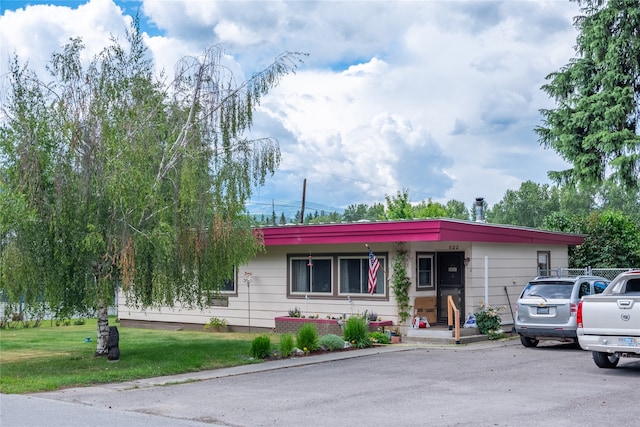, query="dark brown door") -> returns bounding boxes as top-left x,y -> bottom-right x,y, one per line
437,252 -> 465,323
